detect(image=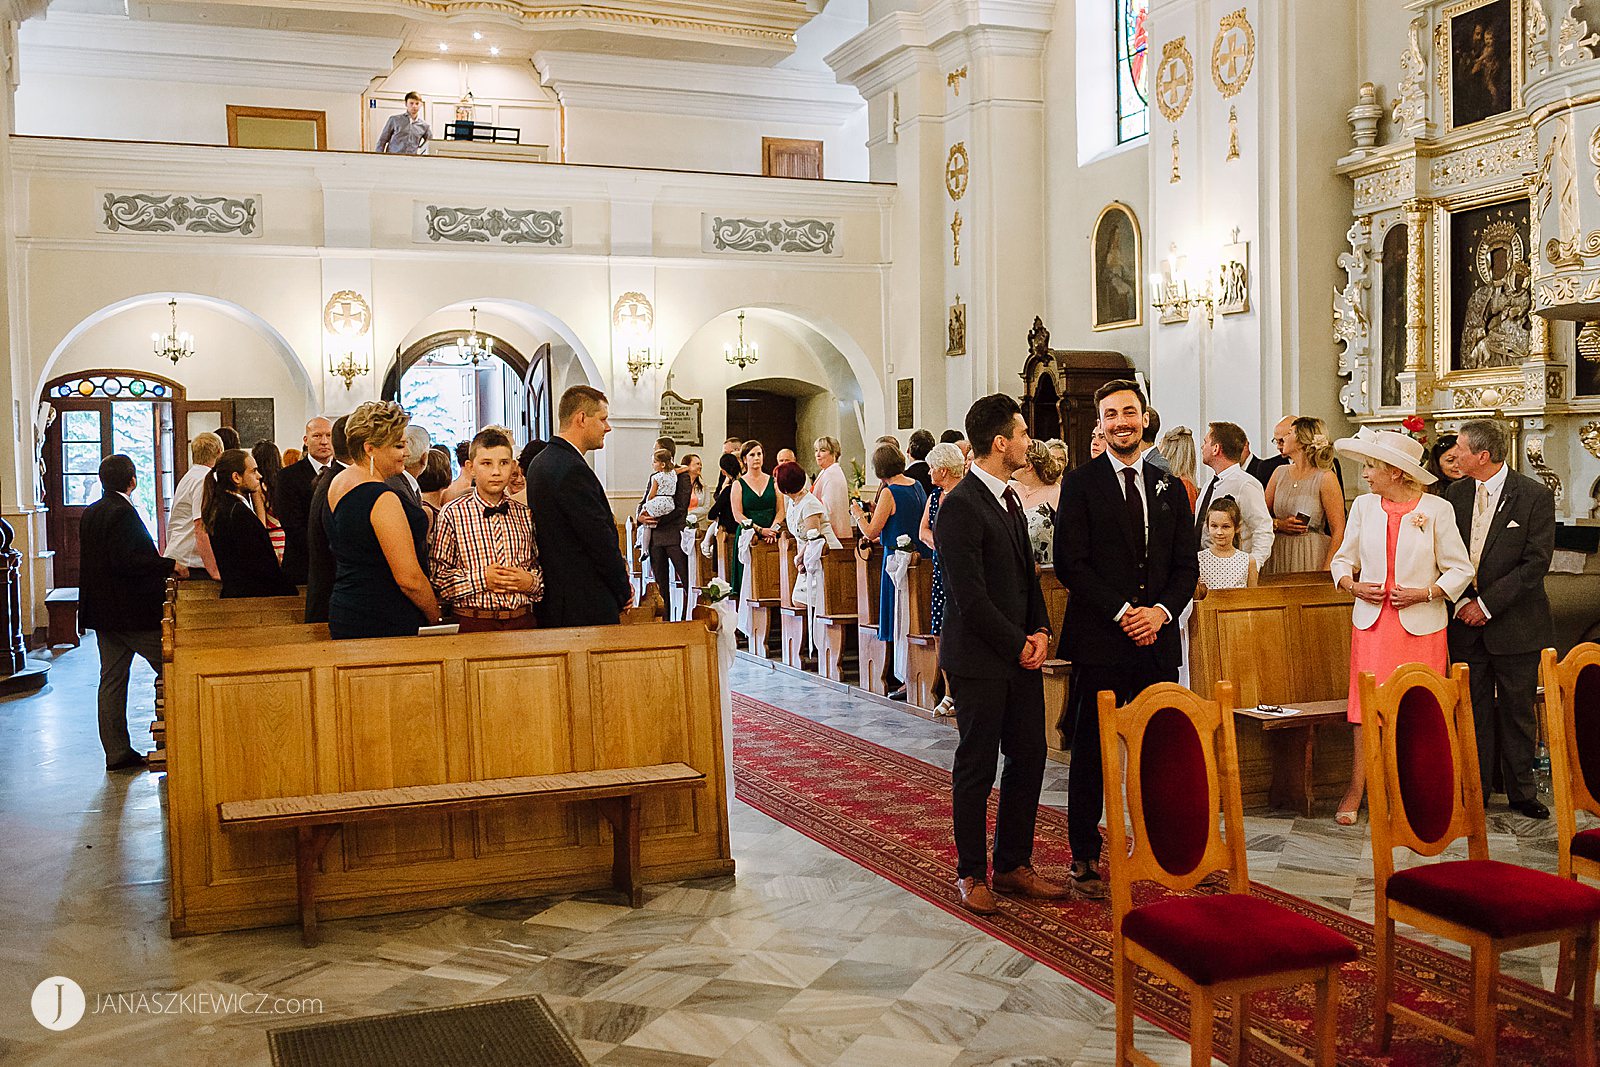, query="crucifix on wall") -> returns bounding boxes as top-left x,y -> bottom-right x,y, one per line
952,211 -> 963,266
